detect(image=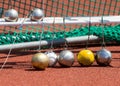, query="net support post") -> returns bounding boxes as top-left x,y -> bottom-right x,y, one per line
0,16 -> 120,26
0,35 -> 99,51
